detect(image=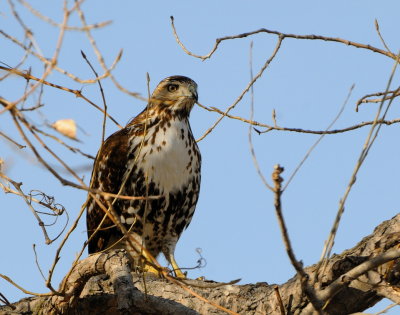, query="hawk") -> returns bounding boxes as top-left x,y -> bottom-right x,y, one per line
86,76 -> 201,278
